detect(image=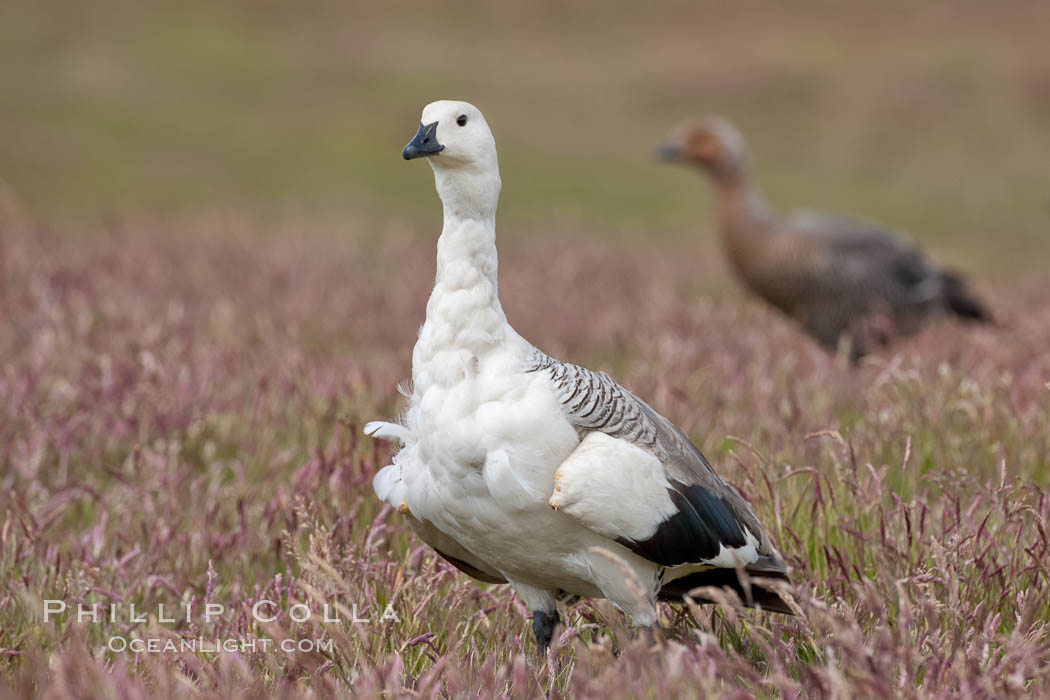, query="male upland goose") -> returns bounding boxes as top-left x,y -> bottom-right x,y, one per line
366,101 -> 792,653
658,118 -> 991,359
